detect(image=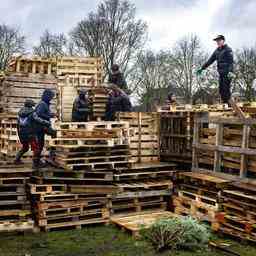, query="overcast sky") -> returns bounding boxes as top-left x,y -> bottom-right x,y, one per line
1,0 -> 256,52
